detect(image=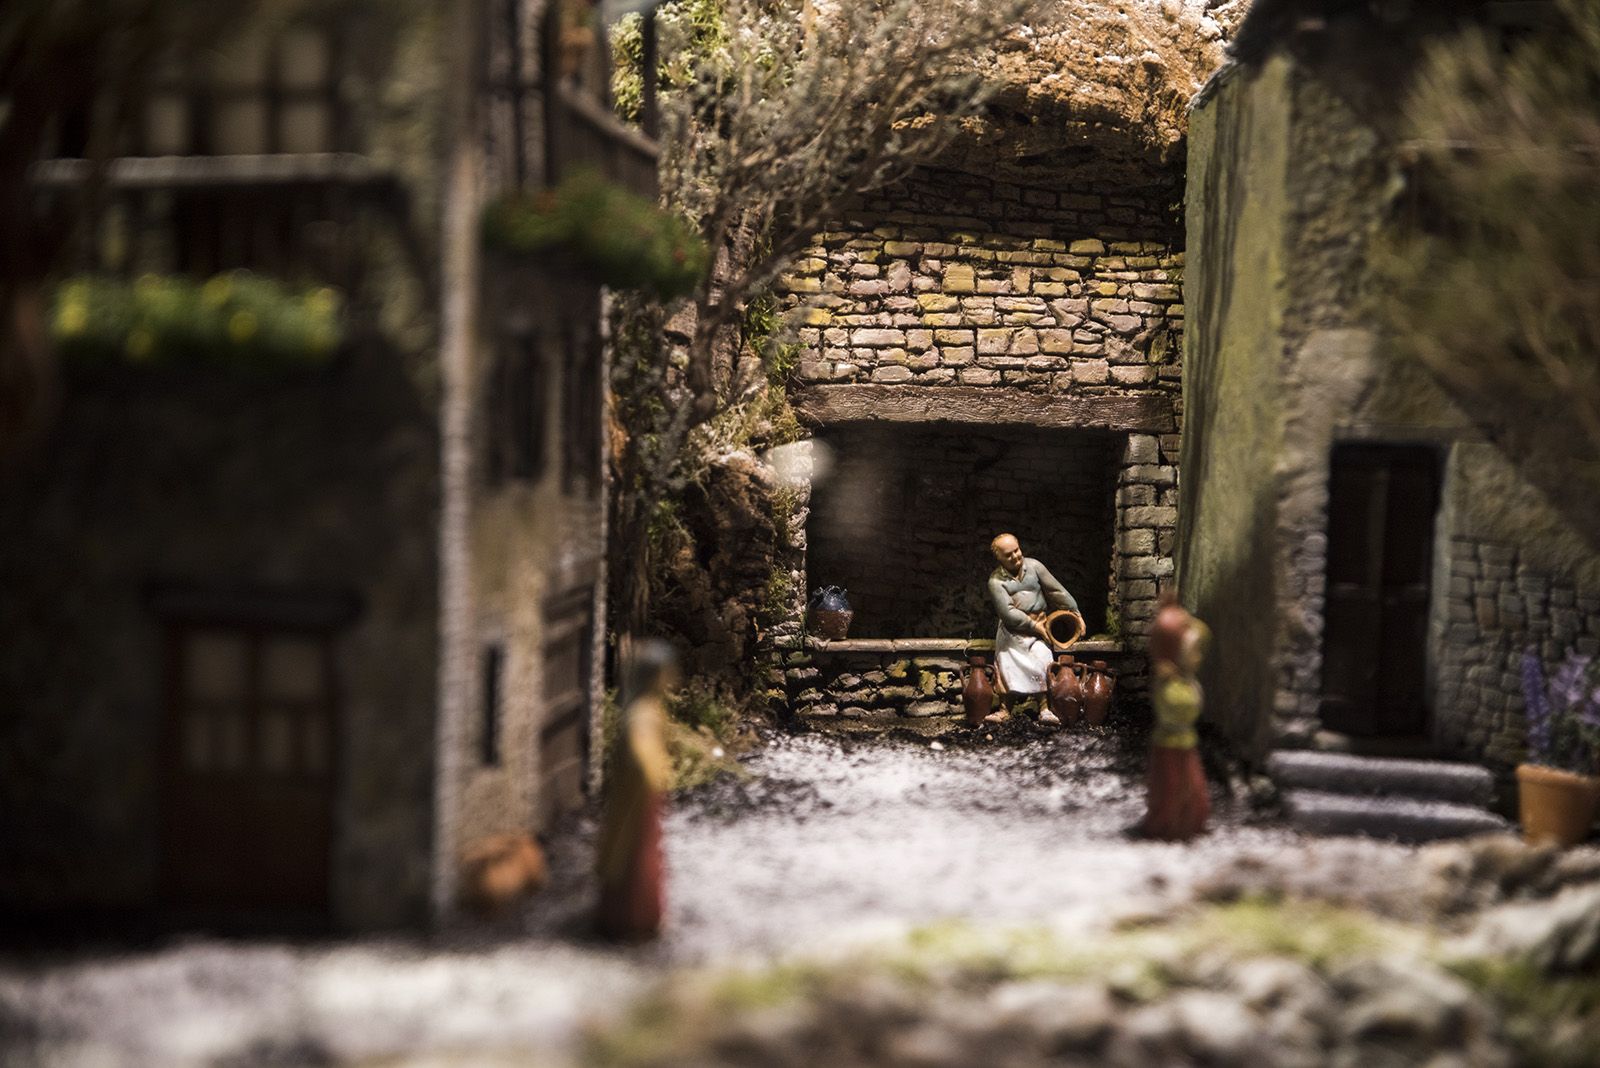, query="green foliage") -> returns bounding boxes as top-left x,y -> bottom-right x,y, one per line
612,0 -> 732,126
743,289 -> 803,386
664,680 -> 747,791
1374,0 -> 1600,464
481,171 -> 709,300
50,272 -> 342,371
